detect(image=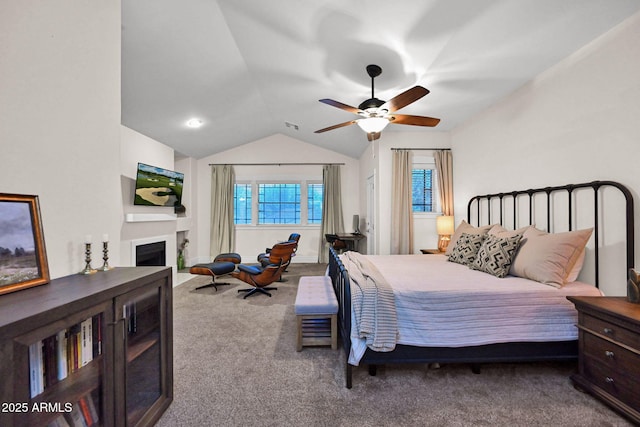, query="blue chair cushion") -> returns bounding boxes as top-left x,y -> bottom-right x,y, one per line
191,261 -> 236,276
237,264 -> 264,275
